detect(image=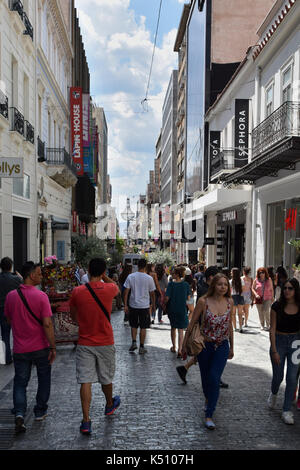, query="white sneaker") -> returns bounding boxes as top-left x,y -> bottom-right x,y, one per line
282,411 -> 294,425
267,393 -> 277,409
